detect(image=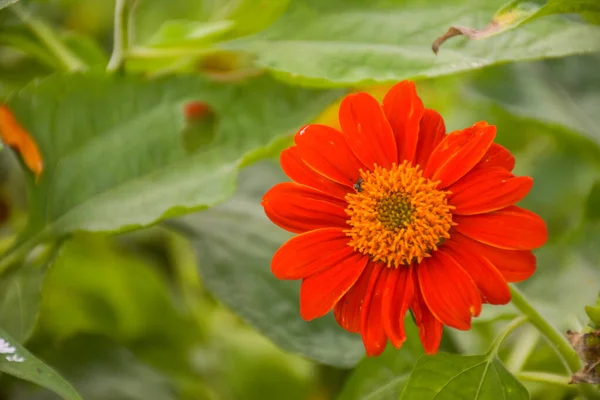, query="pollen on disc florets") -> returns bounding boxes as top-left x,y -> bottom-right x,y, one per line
344,161 -> 455,268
